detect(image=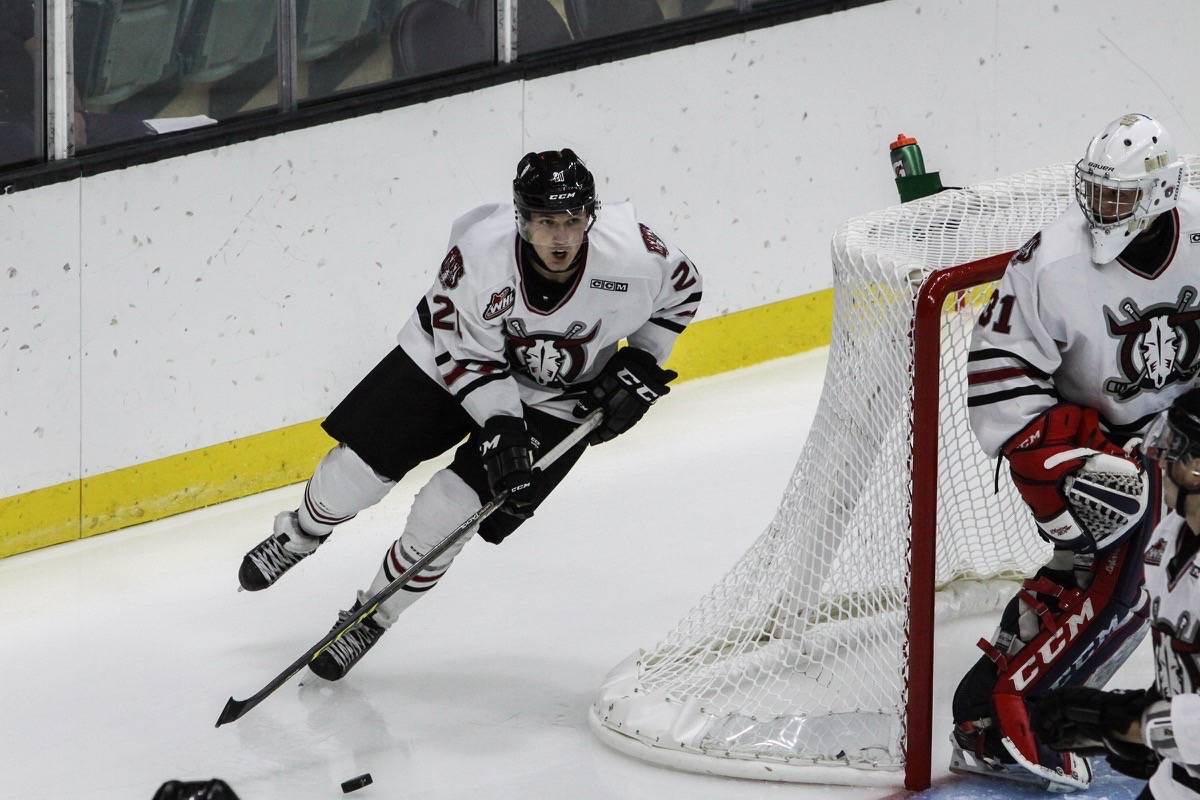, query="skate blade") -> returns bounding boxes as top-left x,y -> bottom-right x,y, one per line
949,746 -> 1058,791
